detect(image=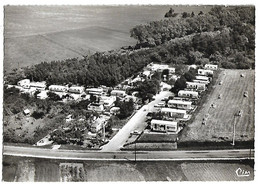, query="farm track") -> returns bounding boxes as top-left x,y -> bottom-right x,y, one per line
179,69 -> 255,142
